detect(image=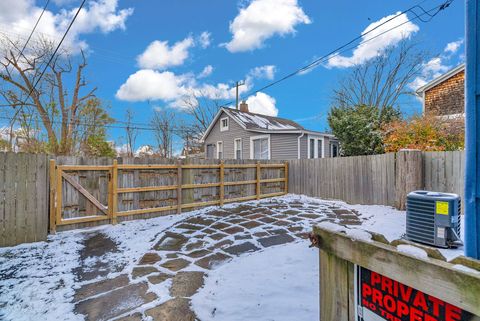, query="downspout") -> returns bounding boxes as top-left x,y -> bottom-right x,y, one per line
297,131 -> 305,159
